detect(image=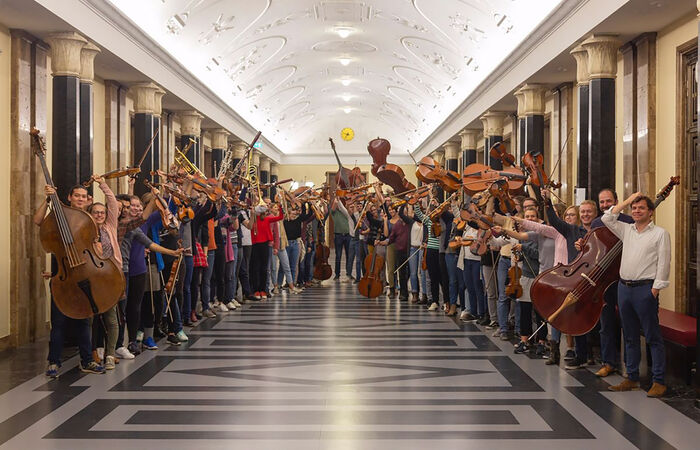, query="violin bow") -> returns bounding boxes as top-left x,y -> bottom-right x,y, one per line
546,127 -> 572,187
134,128 -> 160,177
